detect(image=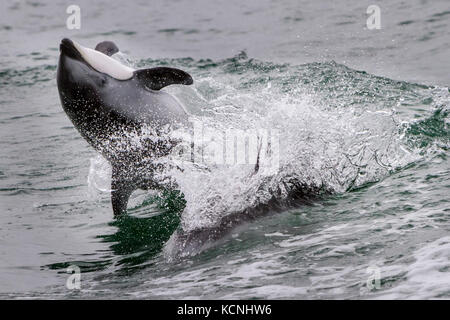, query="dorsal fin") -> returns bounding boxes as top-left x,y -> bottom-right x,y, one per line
134,67 -> 193,90
95,41 -> 119,56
